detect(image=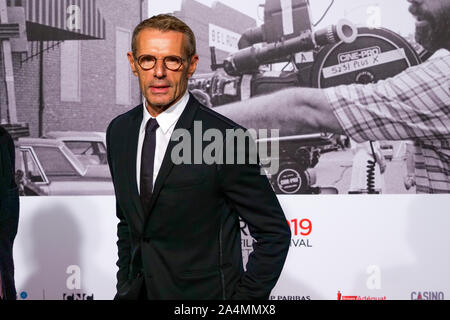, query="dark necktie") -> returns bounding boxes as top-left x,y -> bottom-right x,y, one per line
140,118 -> 159,213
